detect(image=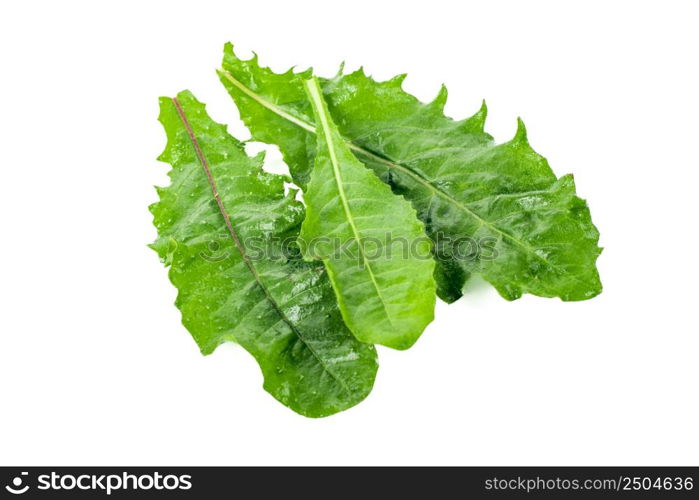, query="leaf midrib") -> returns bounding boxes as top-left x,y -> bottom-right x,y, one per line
220,70 -> 565,274
170,96 -> 352,395
305,79 -> 395,329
